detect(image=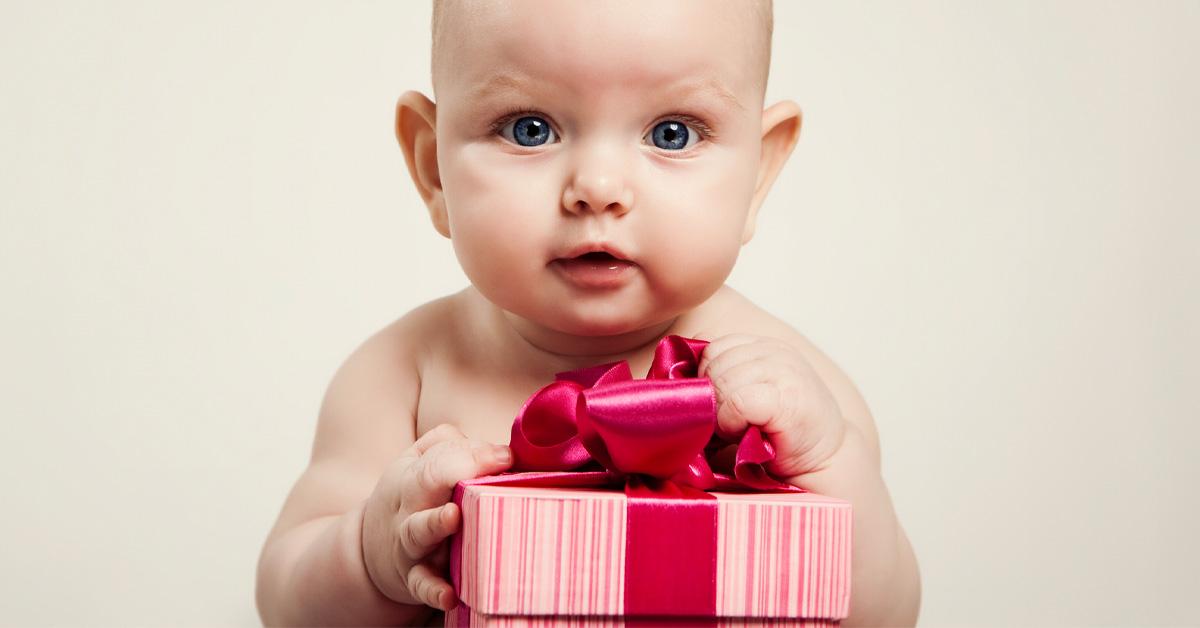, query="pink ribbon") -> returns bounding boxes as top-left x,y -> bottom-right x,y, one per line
509,334 -> 788,490
450,335 -> 799,620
